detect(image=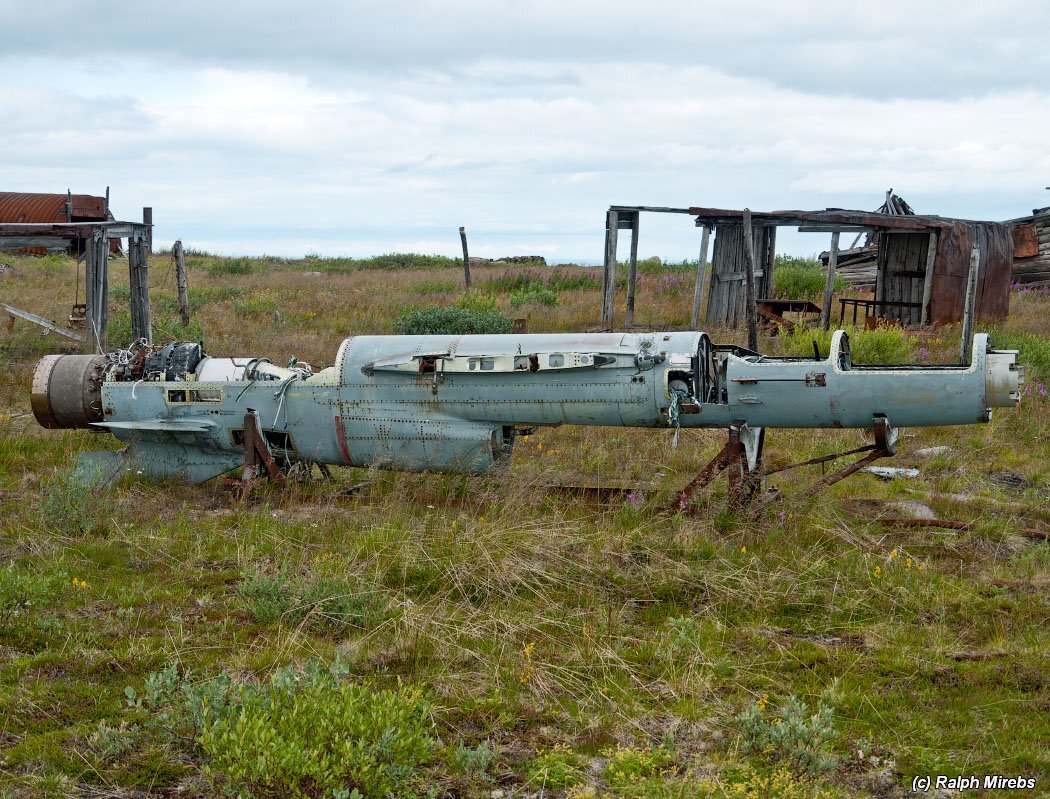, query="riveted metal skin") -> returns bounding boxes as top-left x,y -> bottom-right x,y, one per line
31,331 -> 1023,485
